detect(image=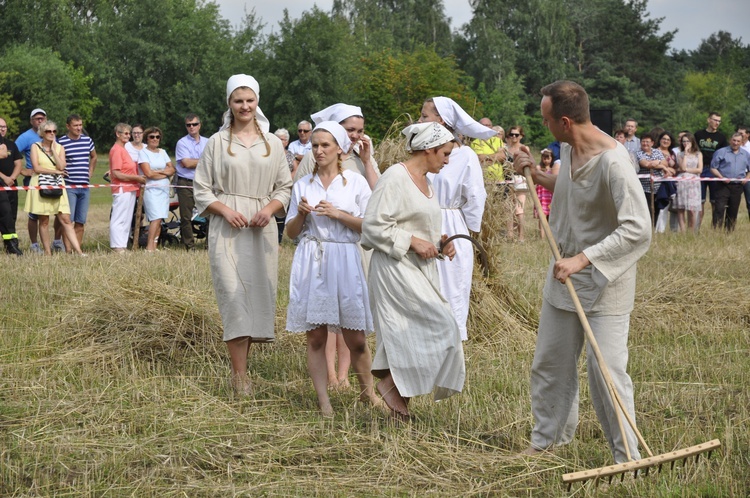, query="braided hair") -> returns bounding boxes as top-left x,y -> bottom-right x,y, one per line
226,92 -> 271,158
309,129 -> 346,185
